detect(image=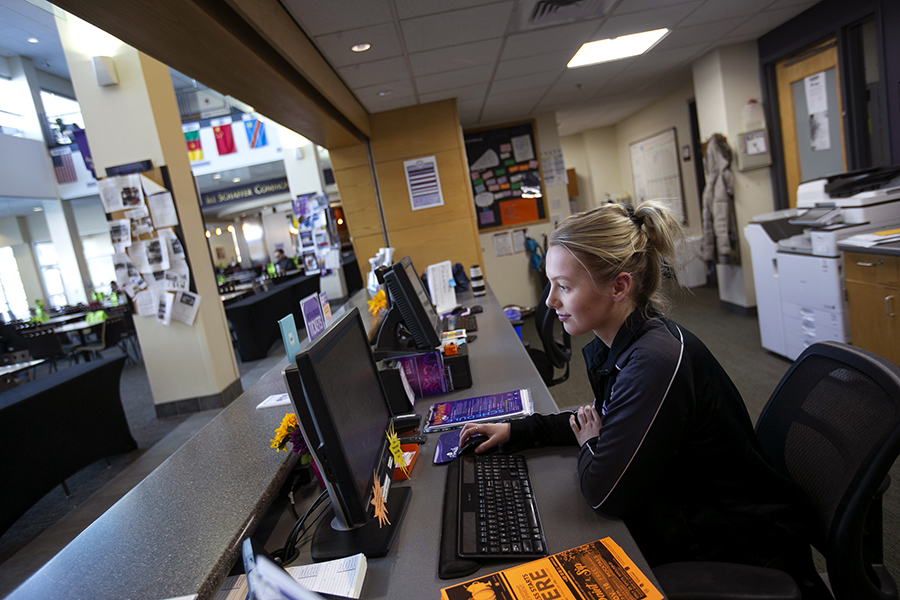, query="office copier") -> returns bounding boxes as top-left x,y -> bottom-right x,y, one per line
745,167 -> 900,360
